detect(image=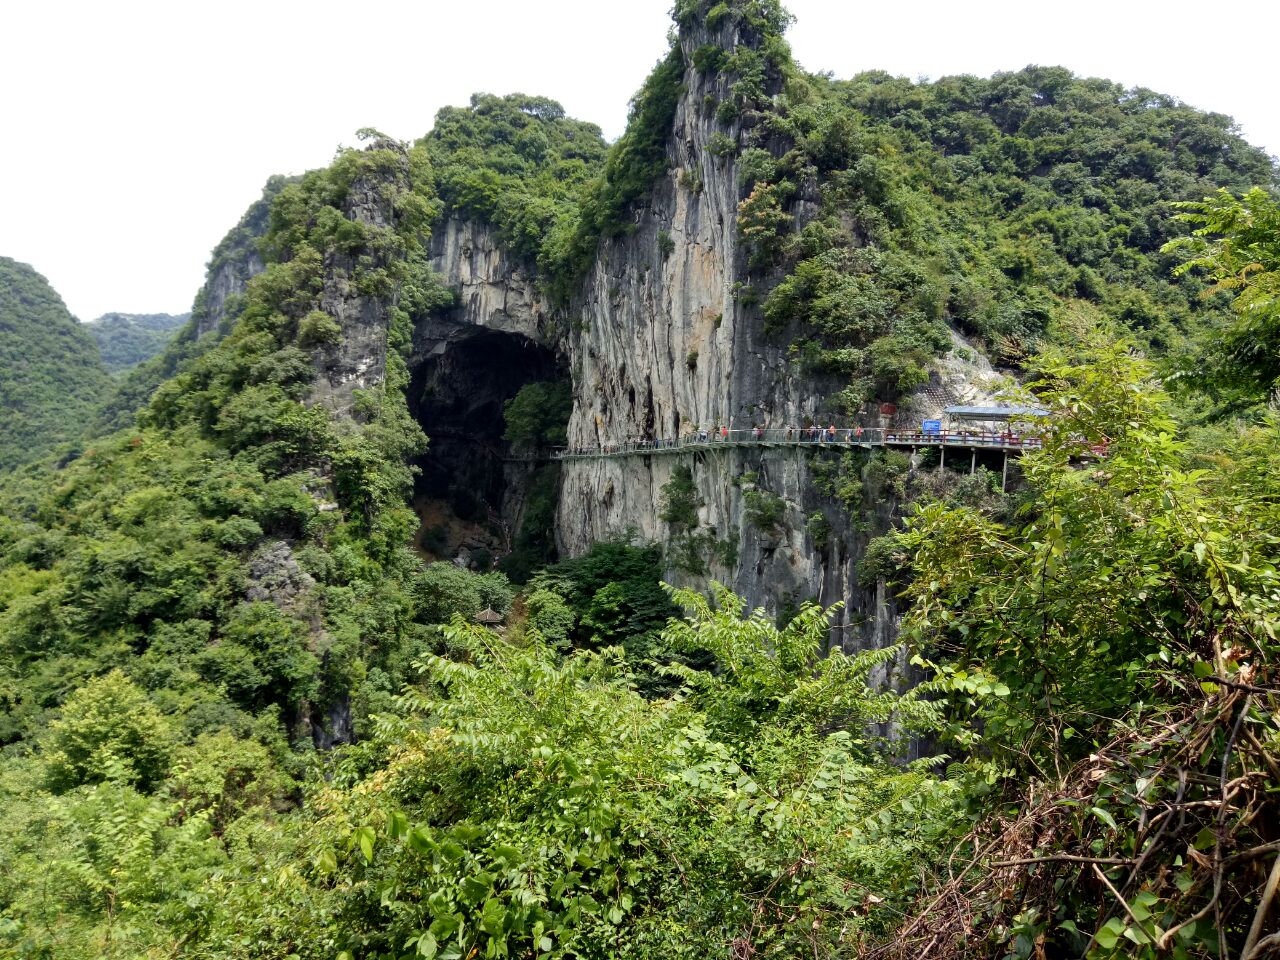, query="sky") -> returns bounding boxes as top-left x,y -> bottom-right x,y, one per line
2,0 -> 1277,323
